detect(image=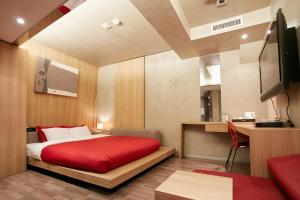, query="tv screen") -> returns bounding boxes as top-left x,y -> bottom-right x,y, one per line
259,22 -> 281,95
259,9 -> 288,102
